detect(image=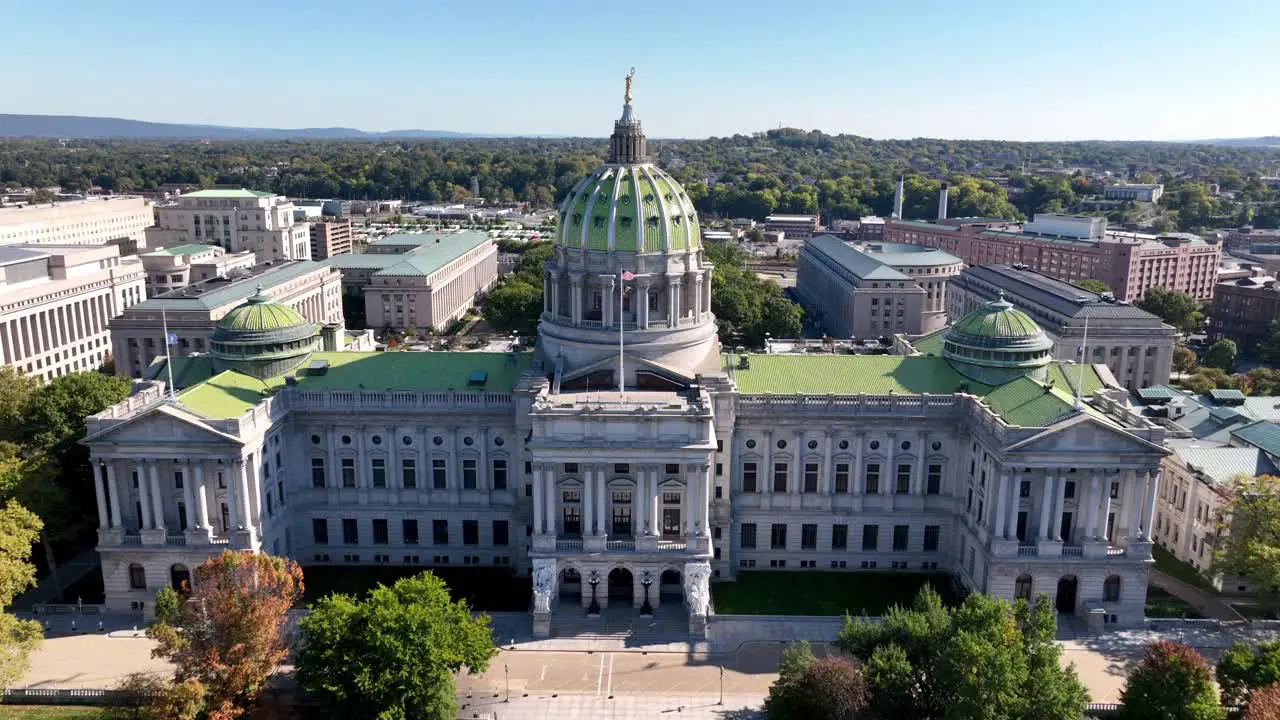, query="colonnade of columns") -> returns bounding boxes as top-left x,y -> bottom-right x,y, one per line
988,467 -> 1160,545
543,270 -> 711,330
94,456 -> 262,545
321,426 -> 497,493
531,462 -> 712,542
745,429 -> 941,498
